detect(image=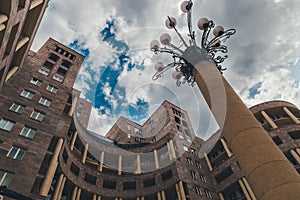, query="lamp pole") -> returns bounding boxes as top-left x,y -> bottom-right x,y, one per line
150,1 -> 300,199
